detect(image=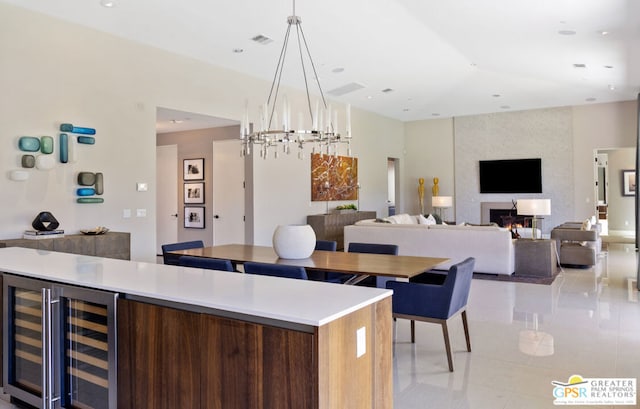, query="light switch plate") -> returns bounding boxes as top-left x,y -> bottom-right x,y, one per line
123,209 -> 131,218
136,182 -> 148,192
356,327 -> 366,358
136,208 -> 147,217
